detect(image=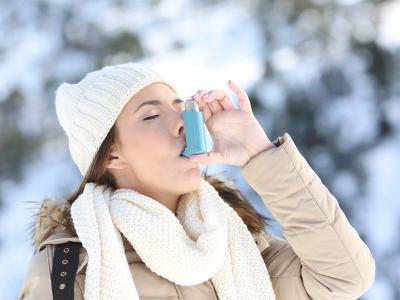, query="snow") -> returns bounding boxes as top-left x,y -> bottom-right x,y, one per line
1,0 -> 399,298
377,0 -> 400,50
363,133 -> 400,258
